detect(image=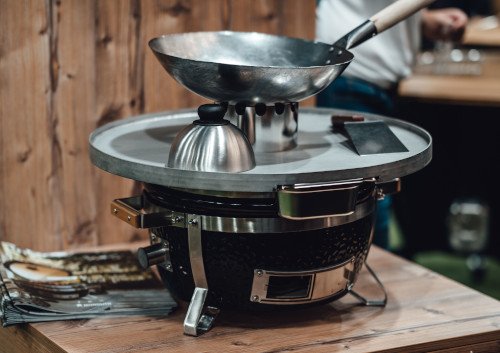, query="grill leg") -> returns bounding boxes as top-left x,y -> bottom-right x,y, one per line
184,215 -> 220,336
183,287 -> 220,336
349,261 -> 387,307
